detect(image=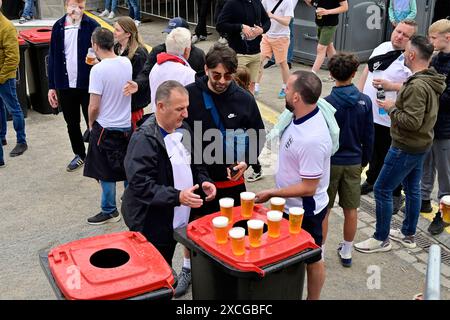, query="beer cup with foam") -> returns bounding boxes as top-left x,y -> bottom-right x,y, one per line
212,216 -> 229,244
441,195 -> 450,224
289,207 -> 304,234
240,192 -> 255,218
267,210 -> 283,238
219,198 -> 234,224
86,48 -> 96,65
229,227 -> 245,256
270,197 -> 286,213
247,219 -> 264,247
